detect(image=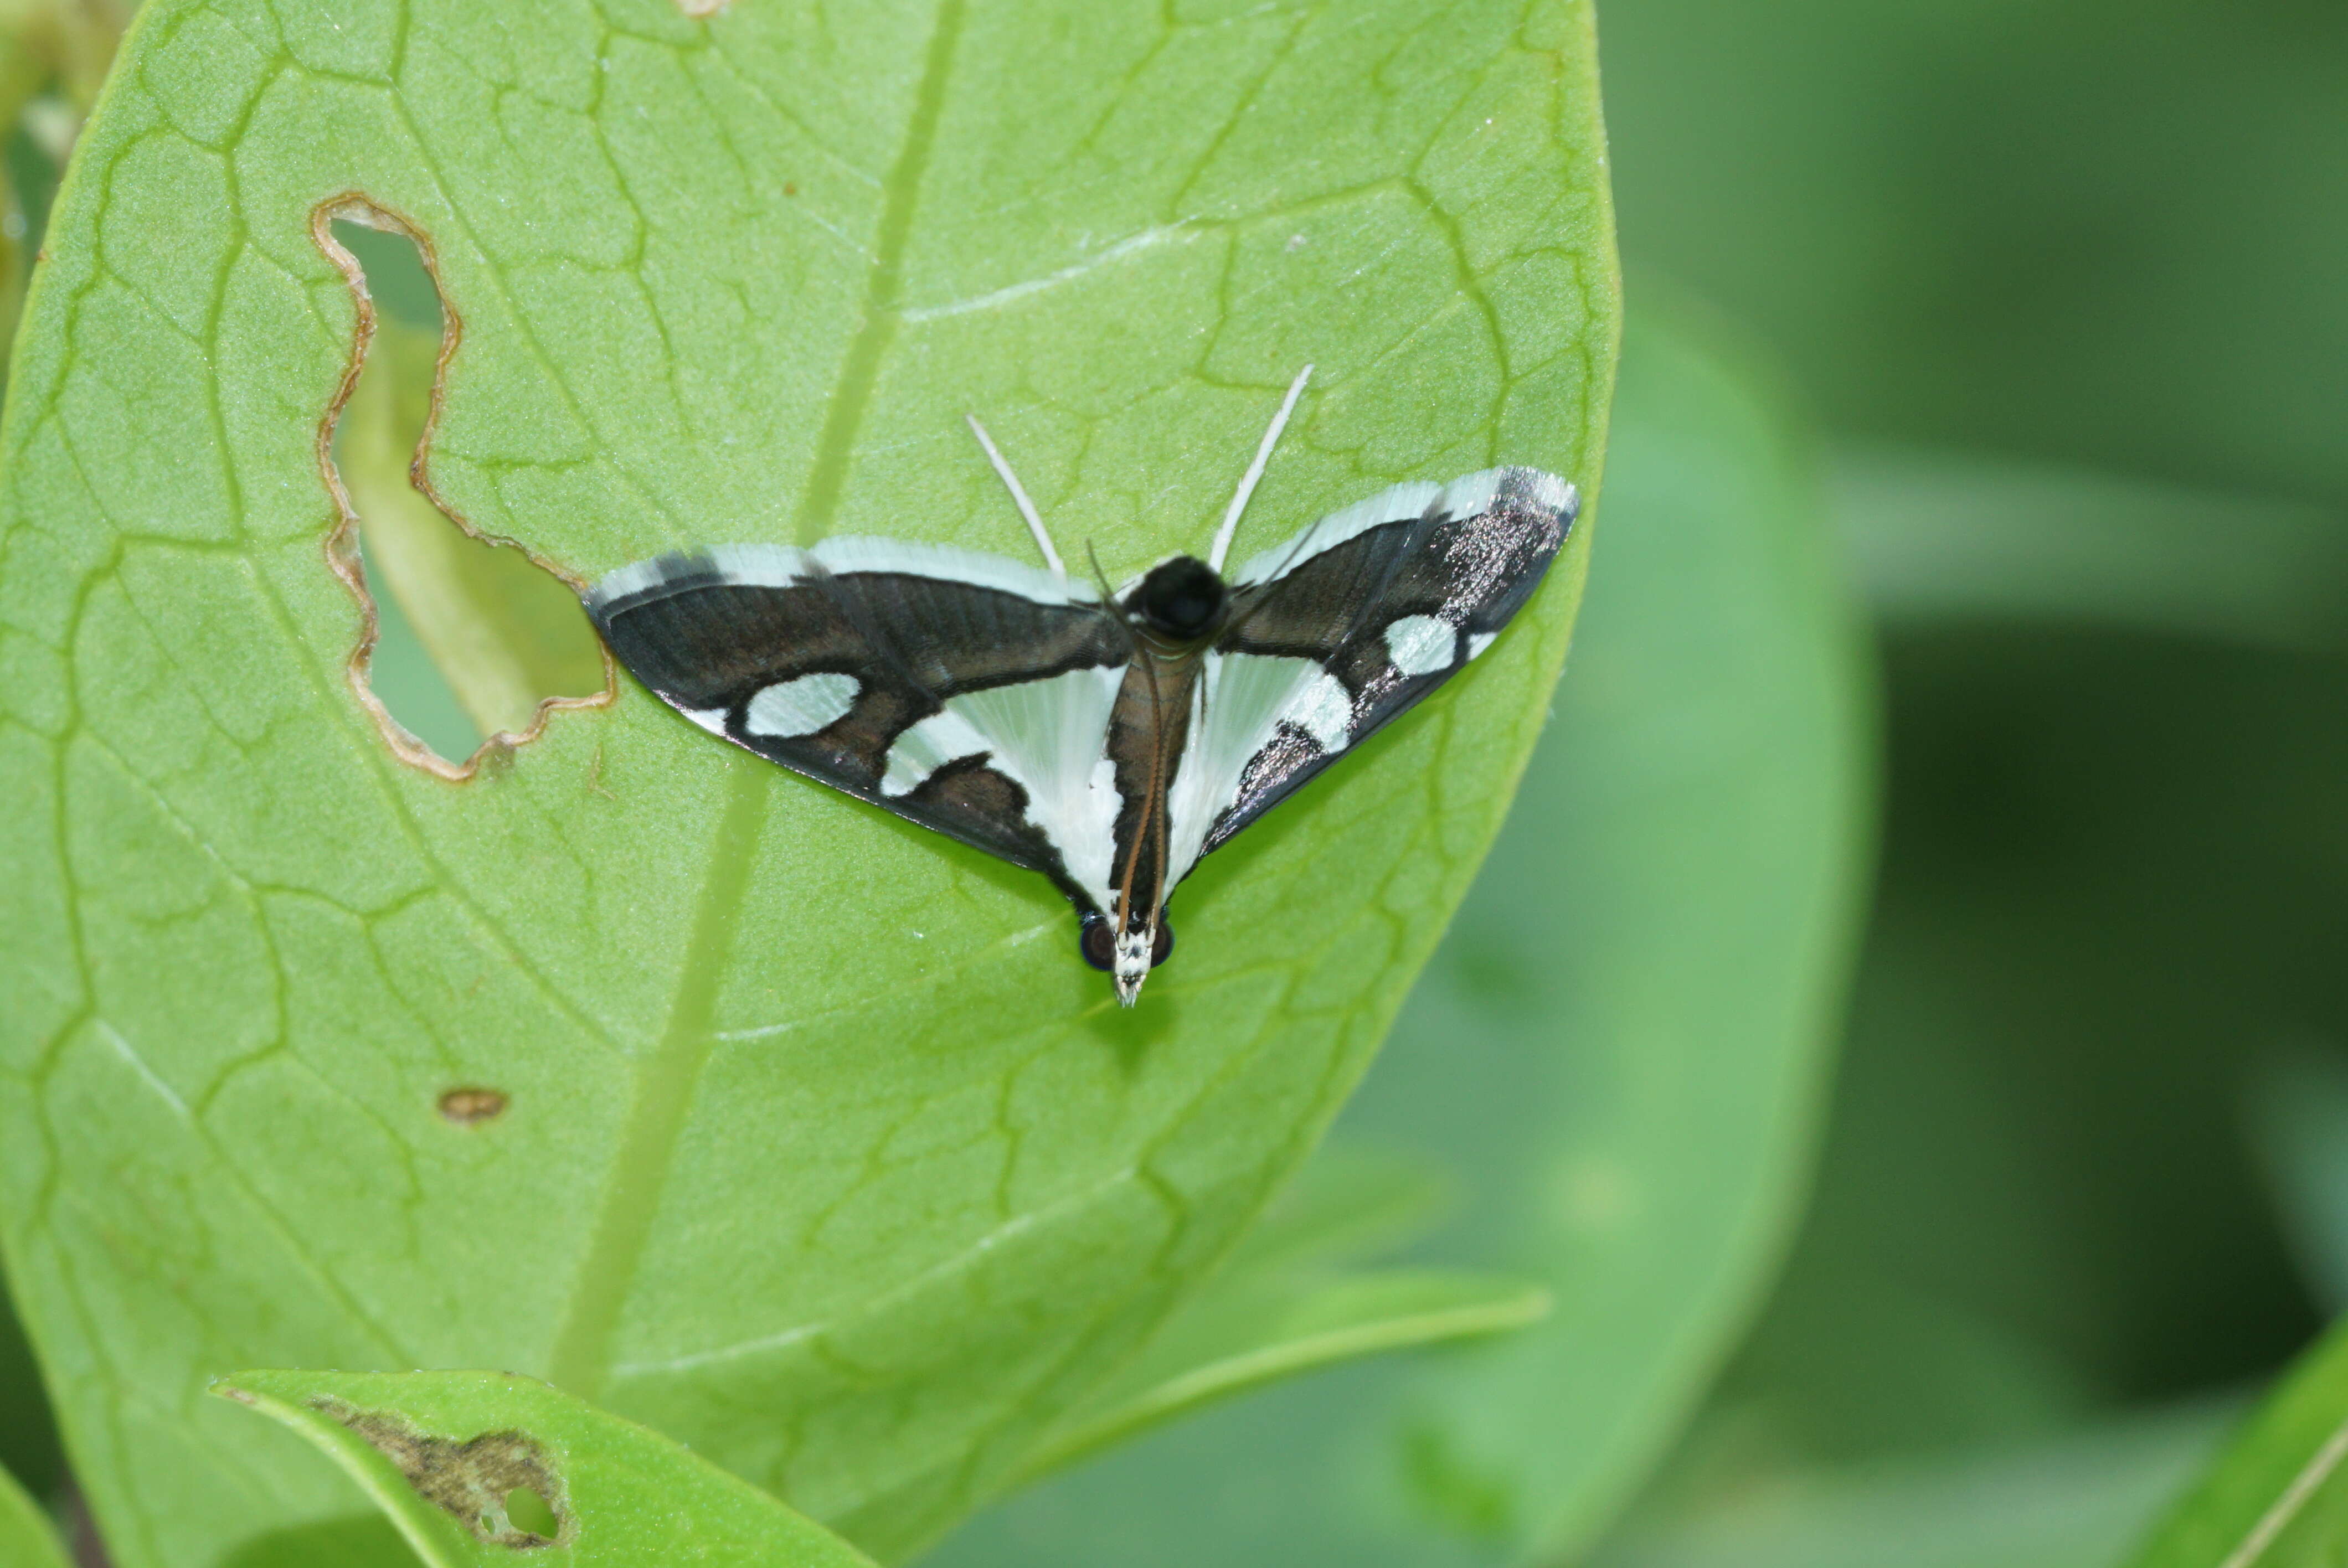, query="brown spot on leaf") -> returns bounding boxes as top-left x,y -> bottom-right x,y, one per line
313,1399 -> 569,1549
437,1087 -> 509,1125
